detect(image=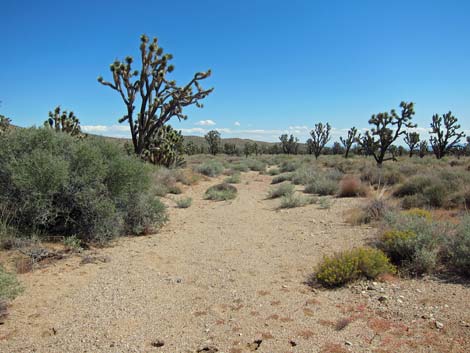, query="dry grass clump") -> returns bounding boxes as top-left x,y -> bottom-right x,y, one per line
267,183 -> 295,199
175,197 -> 192,208
224,173 -> 241,184
279,193 -> 316,209
204,183 -> 237,201
338,175 -> 367,197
